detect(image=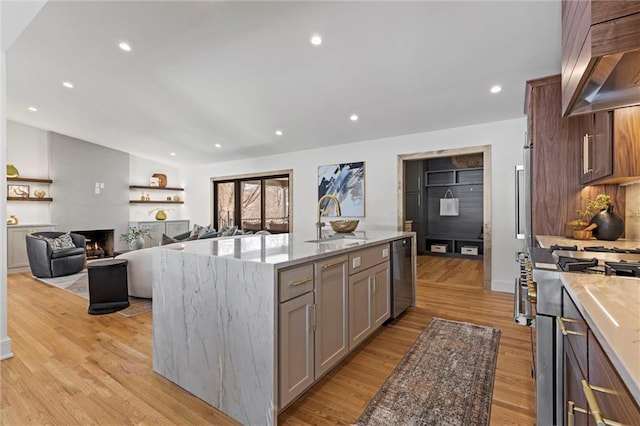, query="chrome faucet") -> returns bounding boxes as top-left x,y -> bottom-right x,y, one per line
317,194 -> 342,239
